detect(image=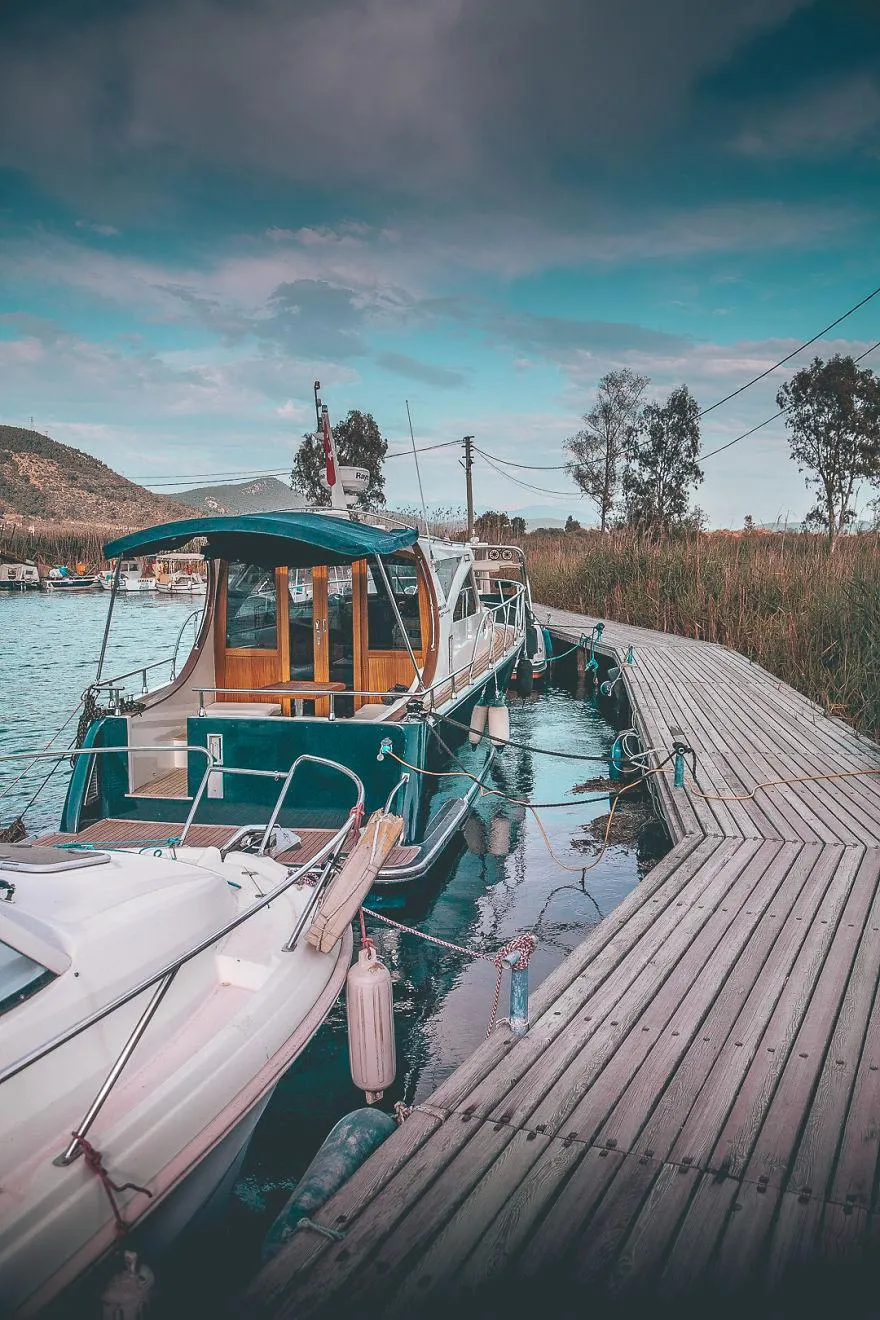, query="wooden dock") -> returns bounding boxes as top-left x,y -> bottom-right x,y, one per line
243,609 -> 880,1318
